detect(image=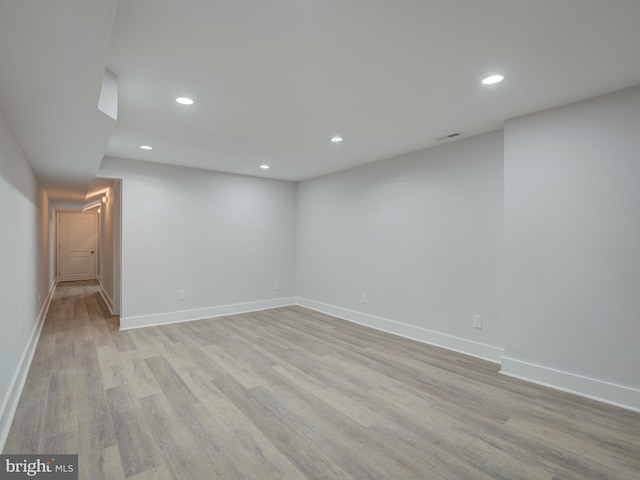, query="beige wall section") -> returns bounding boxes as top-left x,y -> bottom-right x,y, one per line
38,186 -> 54,303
